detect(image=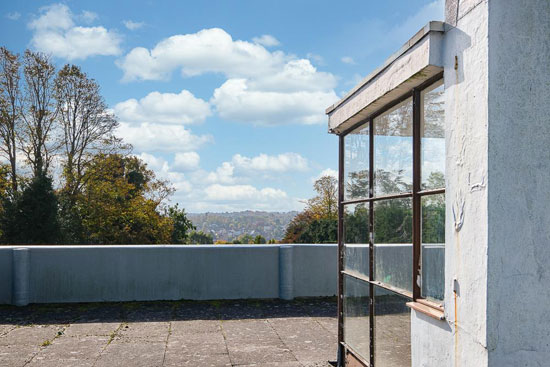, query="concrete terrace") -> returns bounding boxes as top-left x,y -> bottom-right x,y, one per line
0,298 -> 337,367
